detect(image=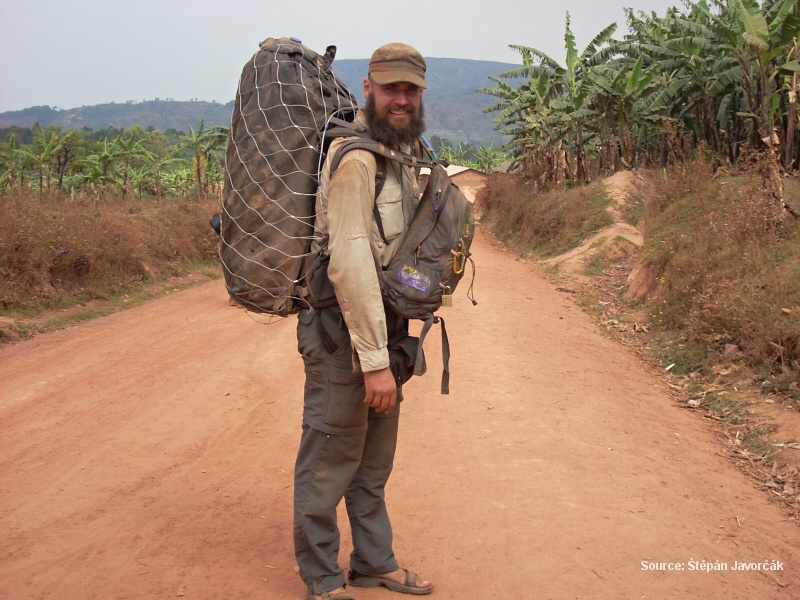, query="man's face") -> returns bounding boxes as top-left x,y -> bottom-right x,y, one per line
362,77 -> 425,146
